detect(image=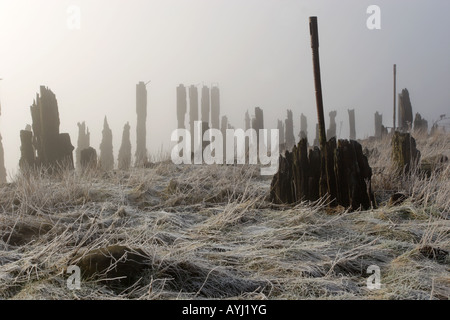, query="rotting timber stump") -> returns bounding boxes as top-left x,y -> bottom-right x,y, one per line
391,131 -> 420,174
270,138 -> 375,211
